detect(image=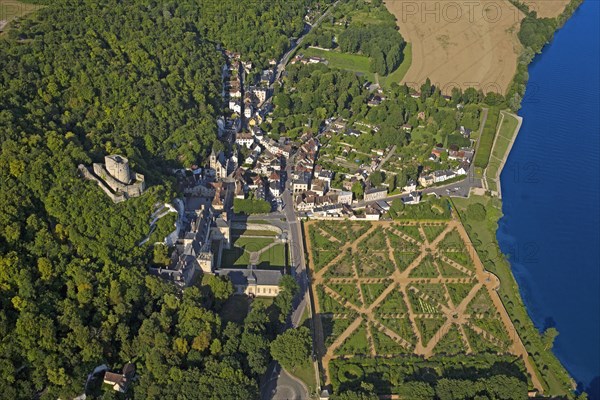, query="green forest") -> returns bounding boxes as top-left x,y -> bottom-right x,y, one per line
0,0 -> 313,398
